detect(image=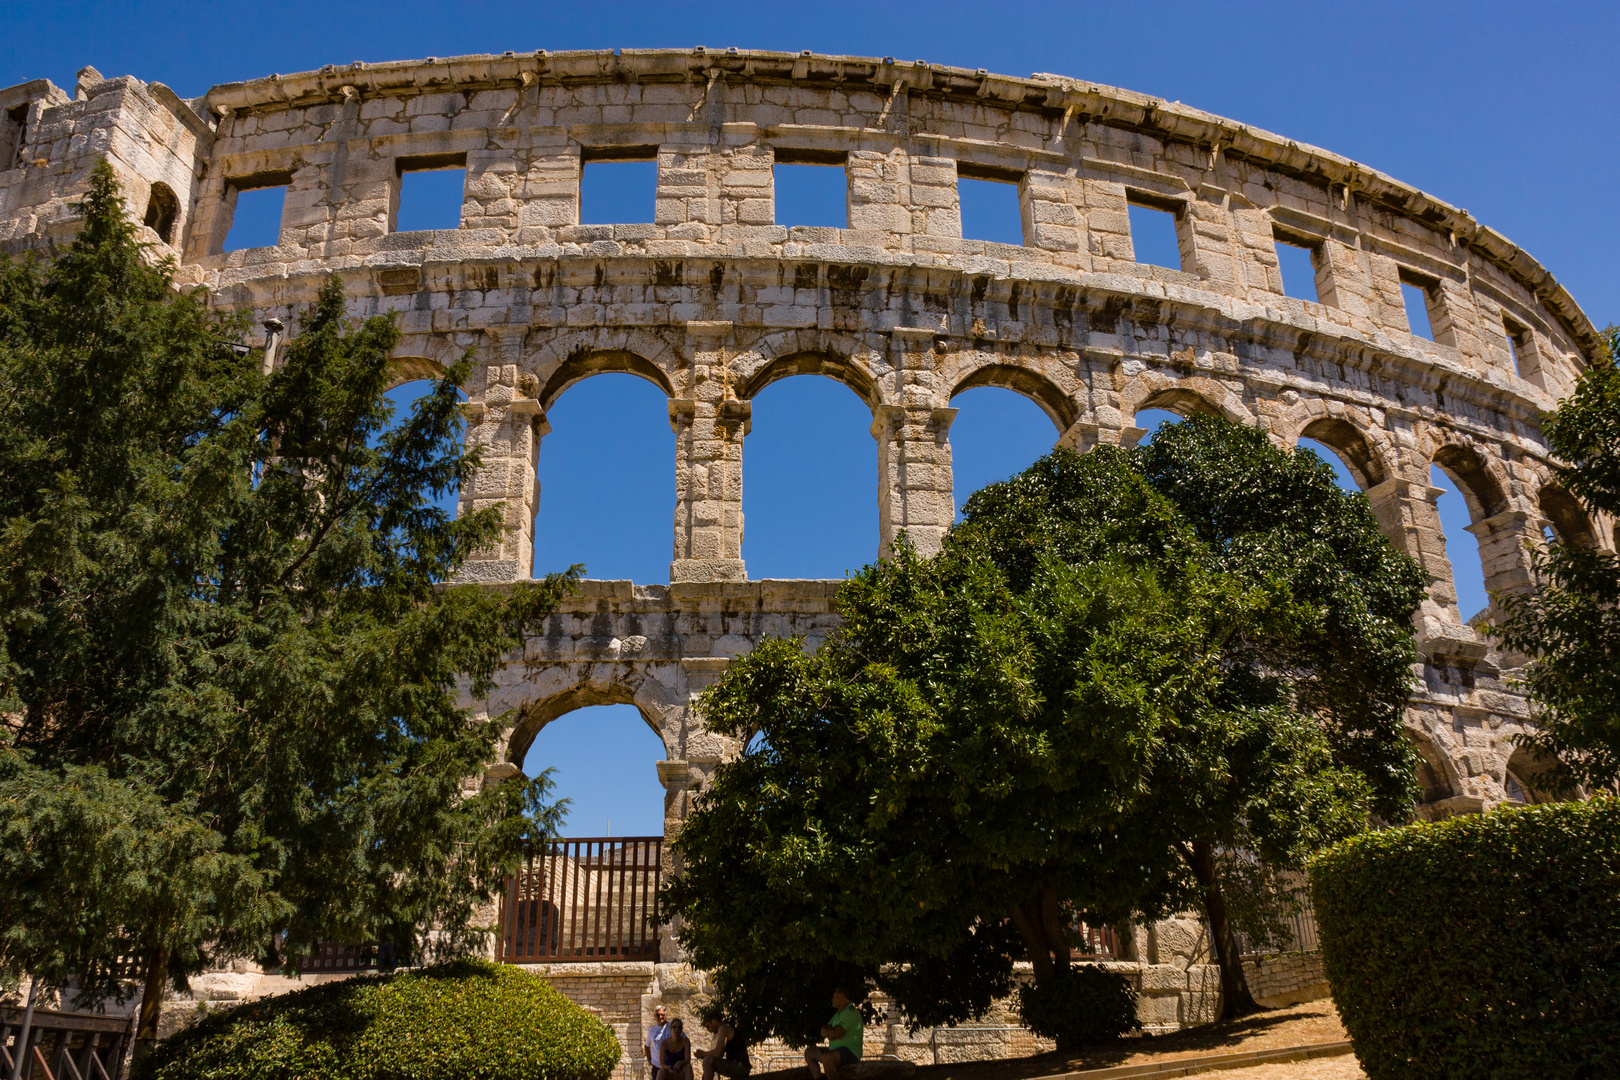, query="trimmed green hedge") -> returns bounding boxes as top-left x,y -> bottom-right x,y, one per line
138,958 -> 622,1080
1310,797 -> 1620,1080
